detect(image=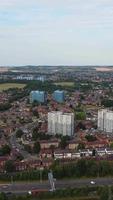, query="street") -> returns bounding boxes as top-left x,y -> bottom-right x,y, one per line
0,177 -> 113,195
